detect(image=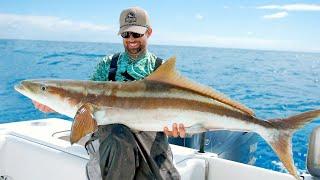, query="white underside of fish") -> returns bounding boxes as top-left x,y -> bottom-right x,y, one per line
93,107 -> 269,136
